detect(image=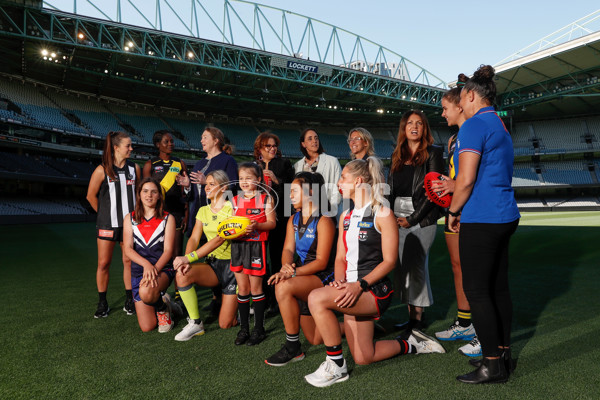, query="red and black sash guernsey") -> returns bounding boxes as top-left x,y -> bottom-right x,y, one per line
97,161 -> 136,229
342,203 -> 383,282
